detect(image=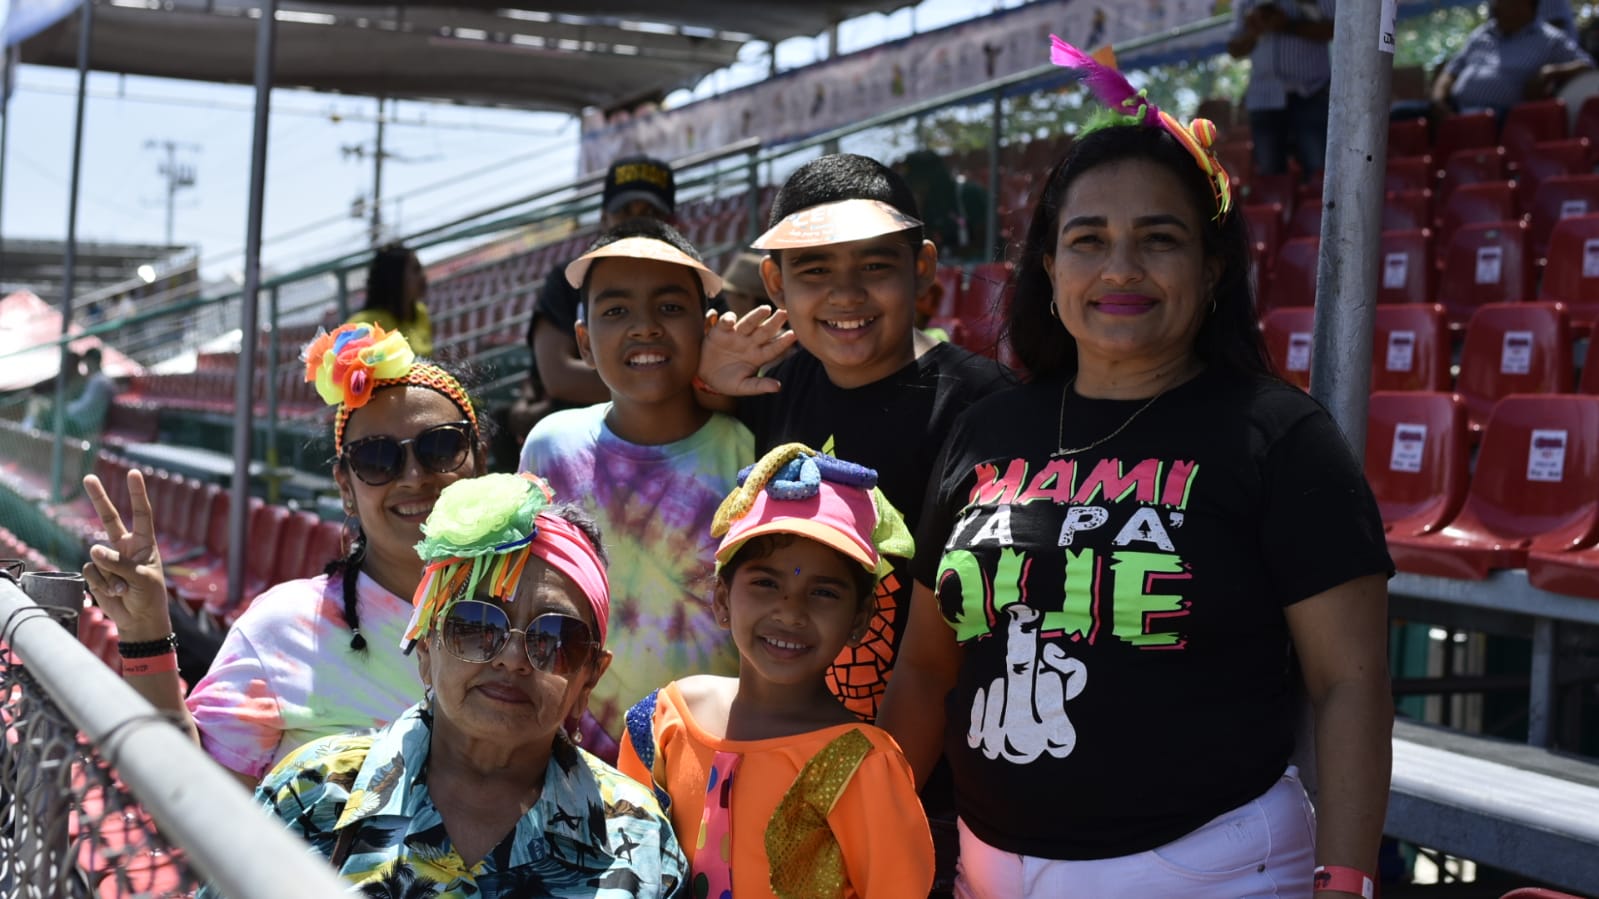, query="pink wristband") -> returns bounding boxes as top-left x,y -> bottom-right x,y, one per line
1313,865 -> 1374,898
